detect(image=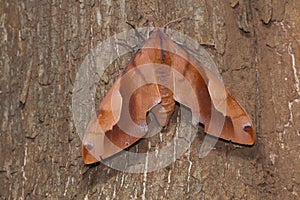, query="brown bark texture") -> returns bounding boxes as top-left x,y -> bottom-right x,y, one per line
0,0 -> 299,199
